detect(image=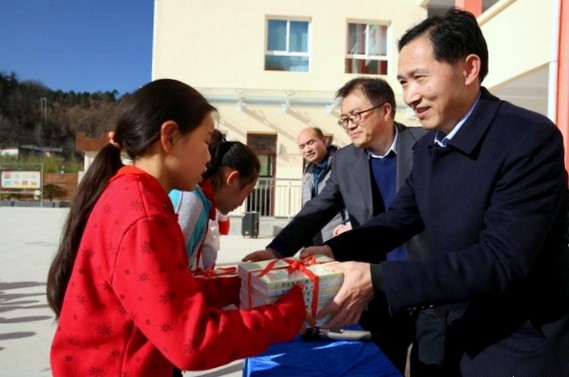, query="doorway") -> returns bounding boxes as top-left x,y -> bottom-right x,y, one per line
246,133 -> 276,216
